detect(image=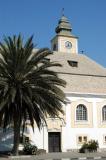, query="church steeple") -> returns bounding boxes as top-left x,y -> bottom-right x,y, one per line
51,15 -> 78,54
55,15 -> 72,36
